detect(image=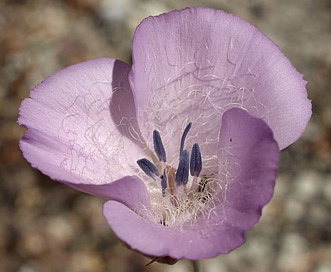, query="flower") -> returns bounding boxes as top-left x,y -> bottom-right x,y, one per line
18,7 -> 311,261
